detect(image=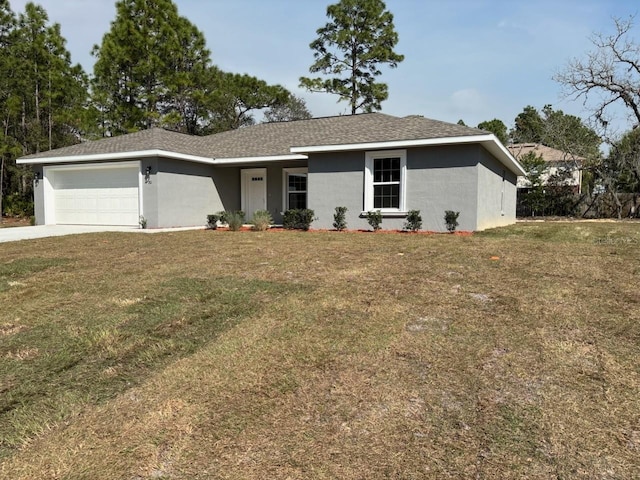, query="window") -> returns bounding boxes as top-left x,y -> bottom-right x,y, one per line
364,150 -> 406,212
283,168 -> 307,210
